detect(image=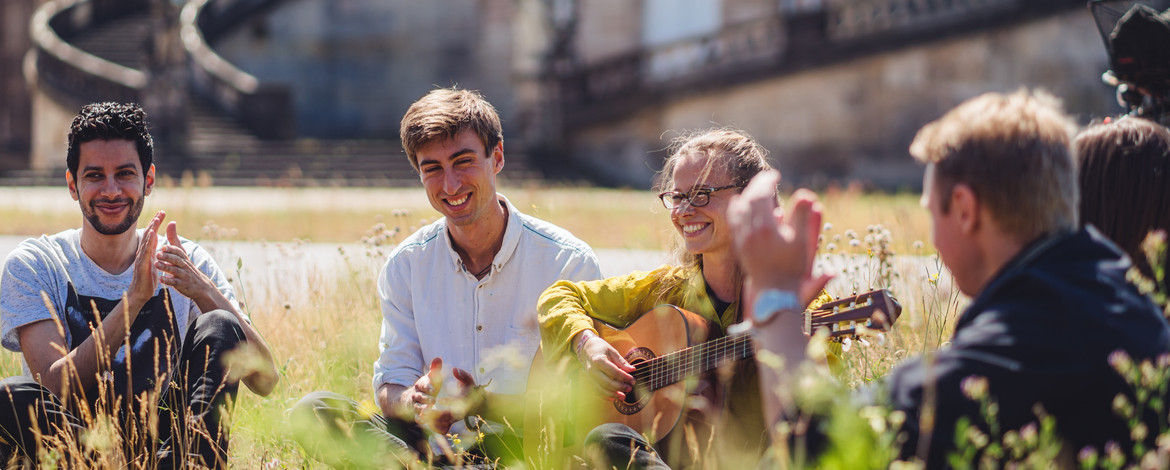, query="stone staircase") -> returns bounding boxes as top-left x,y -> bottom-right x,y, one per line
67,10 -> 152,70
7,5 -> 540,187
